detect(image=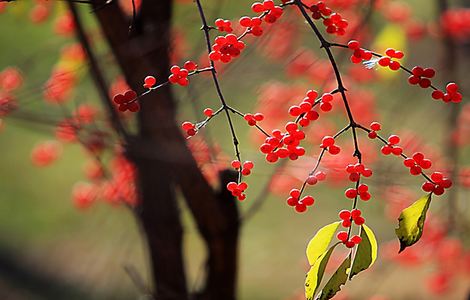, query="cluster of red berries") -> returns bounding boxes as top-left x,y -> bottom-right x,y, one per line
214,19 -> 233,32
367,121 -> 382,139
231,160 -> 254,176
339,209 -> 365,227
337,231 -> 362,248
320,136 -> 341,155
239,16 -> 263,36
345,183 -> 371,201
408,66 -> 435,88
378,48 -> 404,71
209,34 -> 246,63
251,0 -> 283,24
286,189 -> 315,213
322,13 -> 348,36
244,112 -> 264,126
346,163 -> 373,182
169,61 -> 197,86
143,75 -> 157,89
422,172 -> 452,195
306,171 -> 327,186
260,123 -> 306,163
432,82 -> 462,103
381,135 -> 403,156
347,40 -> 373,64
113,90 -> 140,112
182,121 -> 197,137
404,152 -> 432,175
309,2 -> 348,35
288,90 -> 322,127
227,181 -> 248,201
